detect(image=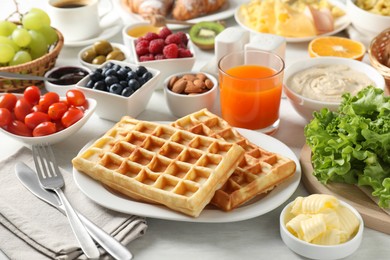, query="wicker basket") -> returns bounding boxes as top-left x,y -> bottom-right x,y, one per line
368,28 -> 390,91
0,27 -> 64,93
